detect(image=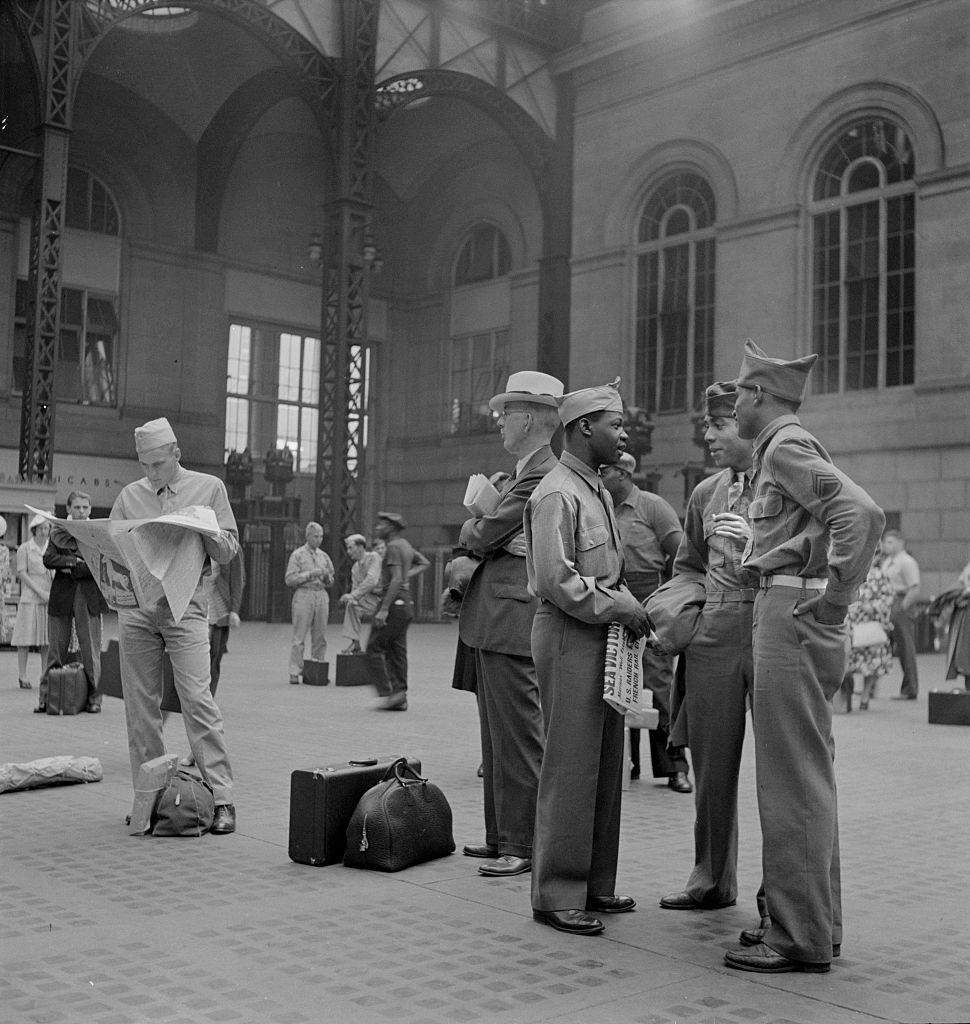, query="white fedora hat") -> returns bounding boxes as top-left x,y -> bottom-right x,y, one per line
489,370 -> 565,412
